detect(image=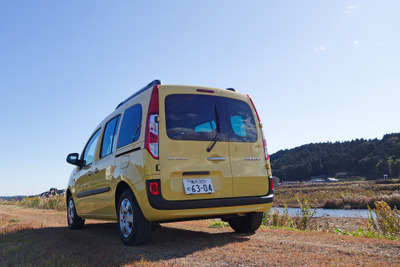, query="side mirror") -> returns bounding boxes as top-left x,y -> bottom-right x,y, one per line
66,153 -> 83,167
